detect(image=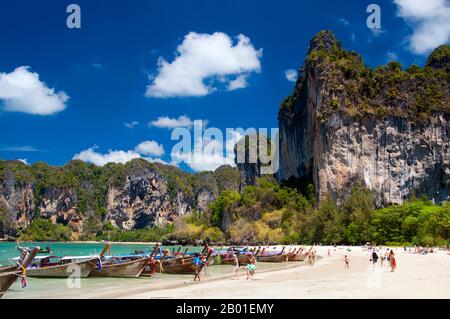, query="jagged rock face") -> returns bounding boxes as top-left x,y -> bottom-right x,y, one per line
196,188 -> 215,212
105,170 -> 173,230
0,173 -> 34,236
278,31 -> 450,207
38,187 -> 83,232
